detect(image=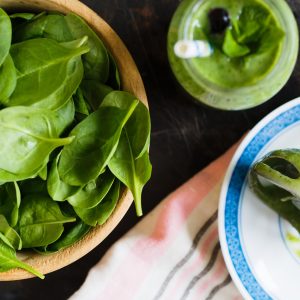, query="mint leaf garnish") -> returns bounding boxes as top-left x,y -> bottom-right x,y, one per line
258,26 -> 285,53
235,5 -> 270,44
222,28 -> 250,58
